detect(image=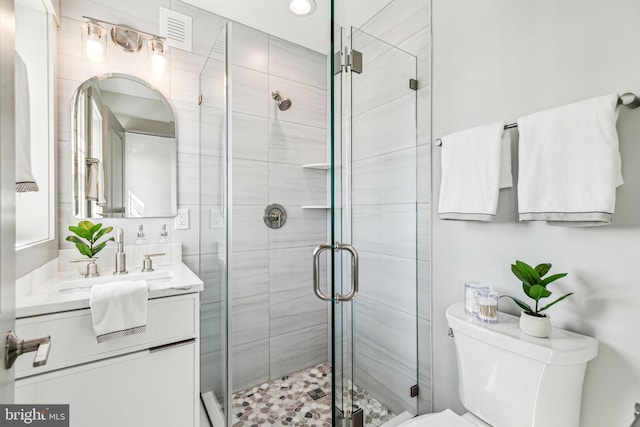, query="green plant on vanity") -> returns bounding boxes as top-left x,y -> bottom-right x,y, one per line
66,220 -> 114,258
501,260 -> 573,337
